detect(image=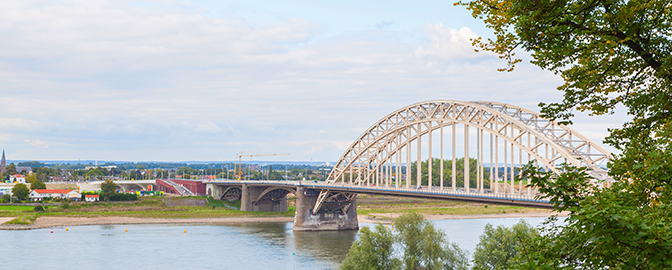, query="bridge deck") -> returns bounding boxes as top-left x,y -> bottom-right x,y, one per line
207,180 -> 552,208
